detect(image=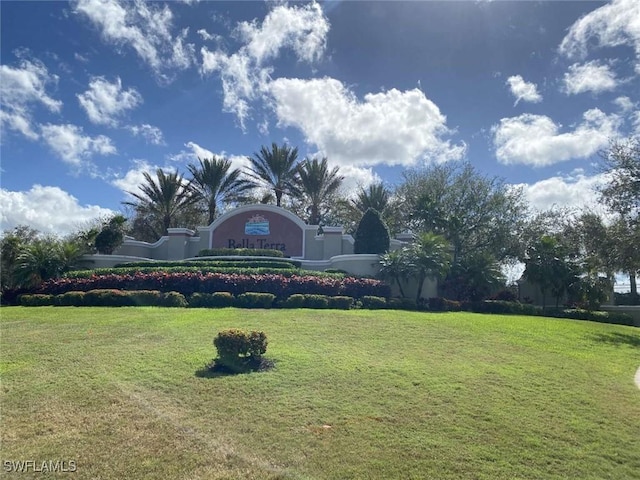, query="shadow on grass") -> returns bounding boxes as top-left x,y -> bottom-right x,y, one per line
195,358 -> 275,378
590,332 -> 640,348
